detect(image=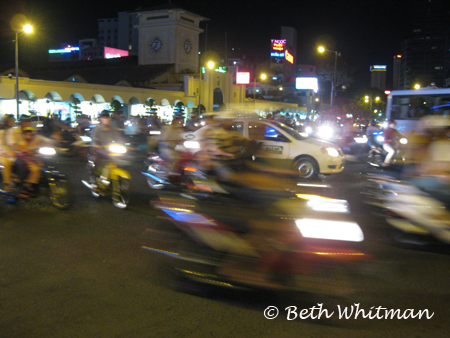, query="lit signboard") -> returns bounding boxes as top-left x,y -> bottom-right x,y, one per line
48,46 -> 80,54
236,72 -> 250,85
104,47 -> 129,59
370,65 -> 387,71
285,50 -> 294,64
271,39 -> 286,52
270,52 -> 285,58
295,77 -> 319,93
